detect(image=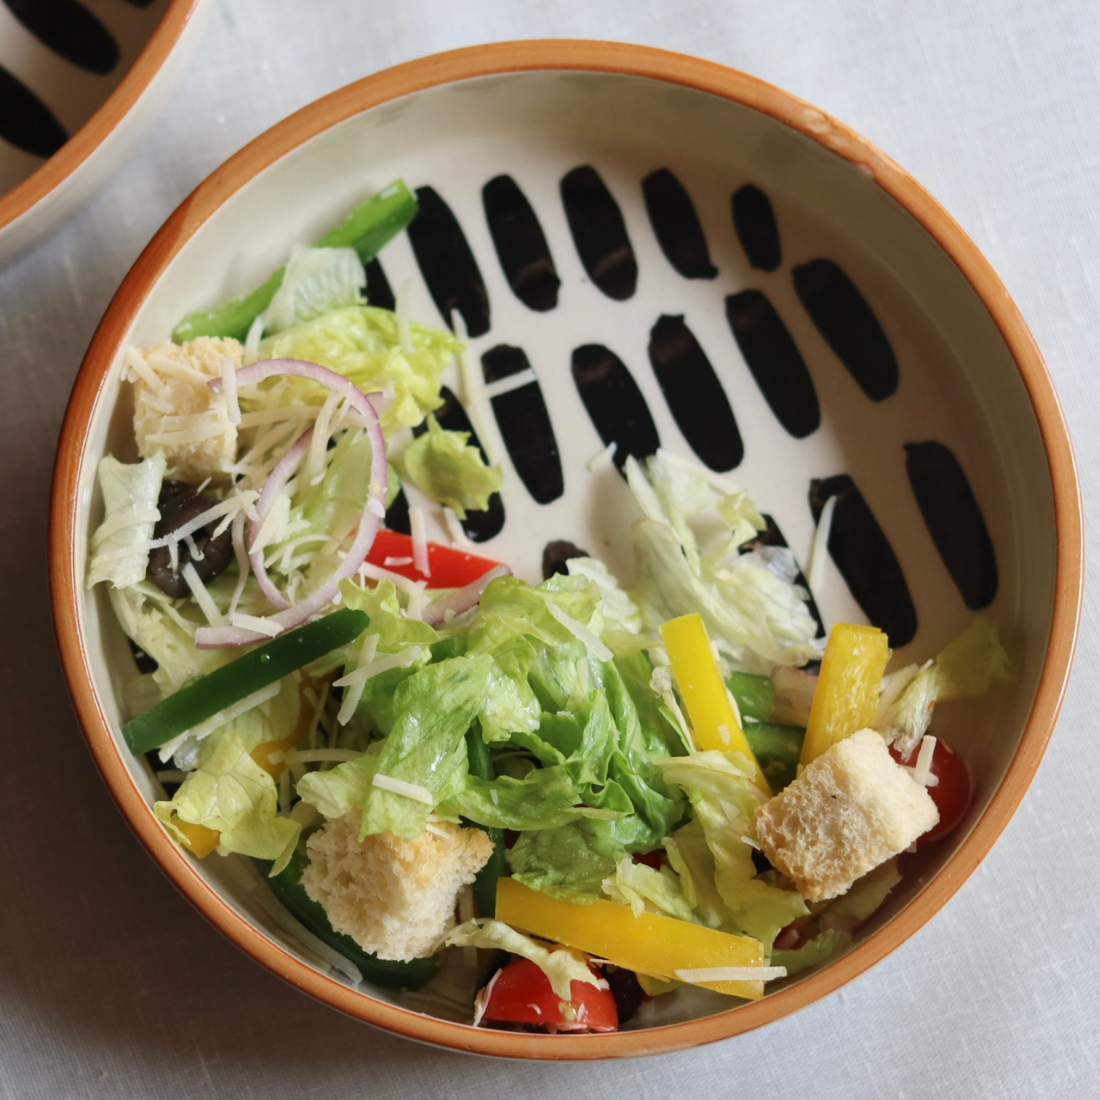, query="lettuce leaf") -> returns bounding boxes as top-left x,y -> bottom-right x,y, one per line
154,729 -> 299,872
401,414 -> 503,518
264,246 -> 366,334
601,857 -> 698,923
255,305 -> 462,433
771,929 -> 853,977
658,751 -> 808,947
626,457 -> 821,674
359,655 -> 493,839
87,452 -> 165,589
445,920 -> 600,999
296,742 -> 382,820
879,617 -> 1013,755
